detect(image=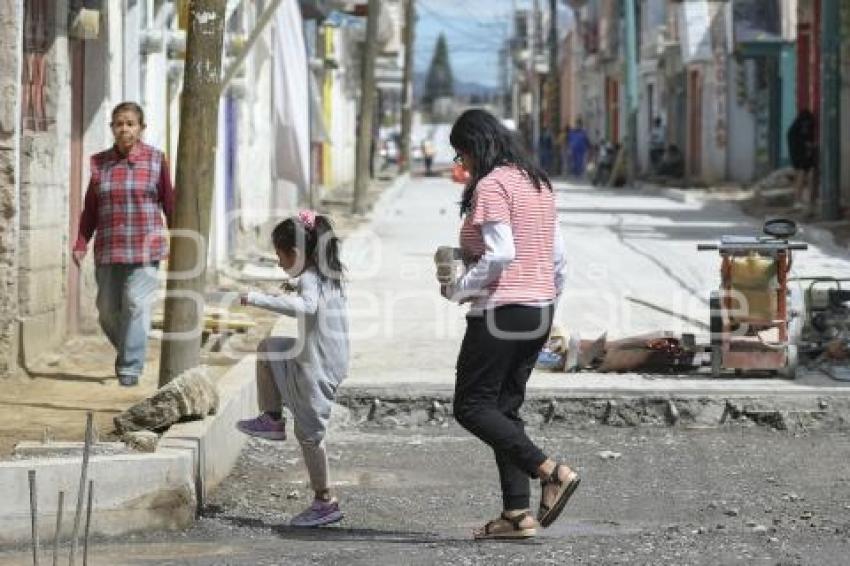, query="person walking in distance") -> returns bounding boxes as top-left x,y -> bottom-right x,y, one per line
440,108 -> 579,540
72,102 -> 174,387
787,109 -> 817,208
237,211 -> 349,528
